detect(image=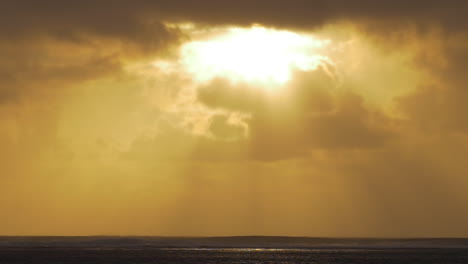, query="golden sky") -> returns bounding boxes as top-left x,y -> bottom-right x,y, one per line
1,0 -> 468,237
